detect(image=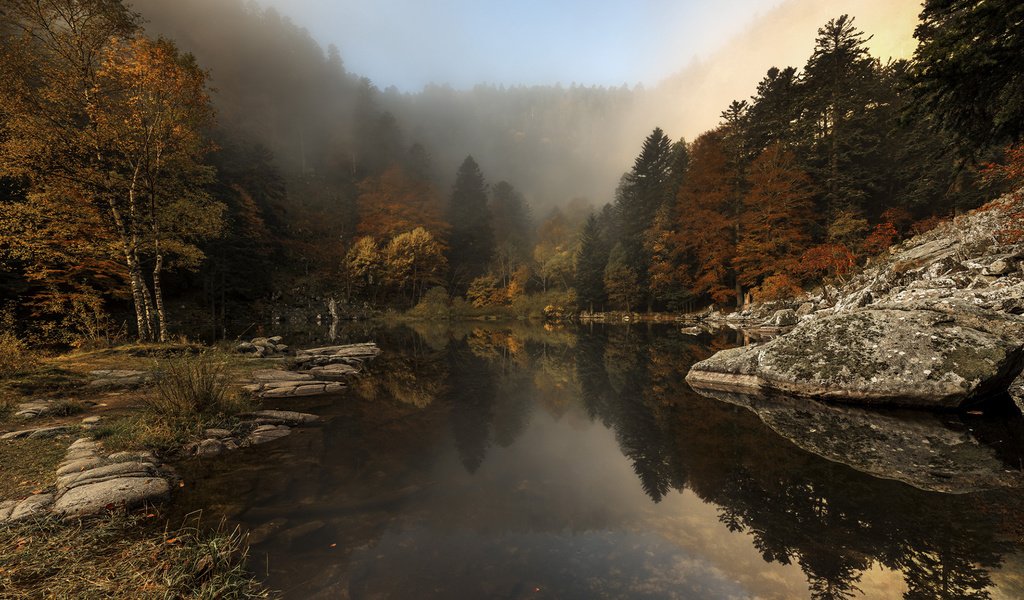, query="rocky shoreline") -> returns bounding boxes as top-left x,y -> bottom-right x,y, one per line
0,341 -> 380,525
687,190 -> 1024,411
